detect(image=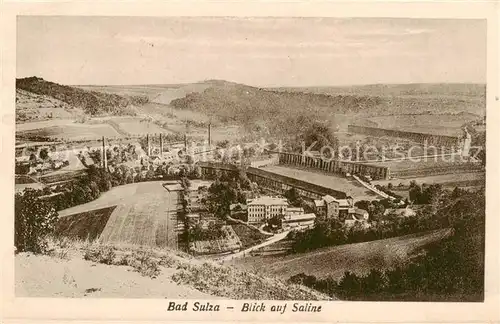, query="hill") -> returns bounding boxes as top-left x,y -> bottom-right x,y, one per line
16,243 -> 332,300
16,77 -> 149,116
16,89 -> 84,123
231,228 -> 453,281
170,80 -> 486,139
273,83 -> 486,100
